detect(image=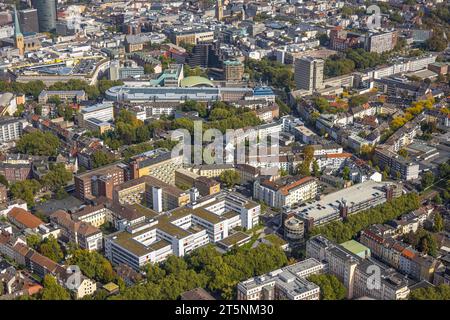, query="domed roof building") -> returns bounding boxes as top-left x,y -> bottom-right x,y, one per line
180,76 -> 214,87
